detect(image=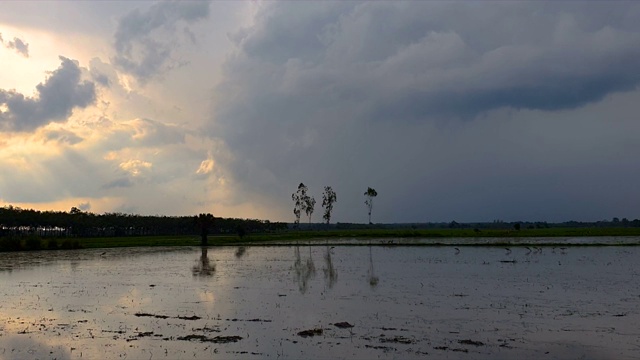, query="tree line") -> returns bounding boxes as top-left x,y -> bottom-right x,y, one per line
0,206 -> 287,239
291,183 -> 378,226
